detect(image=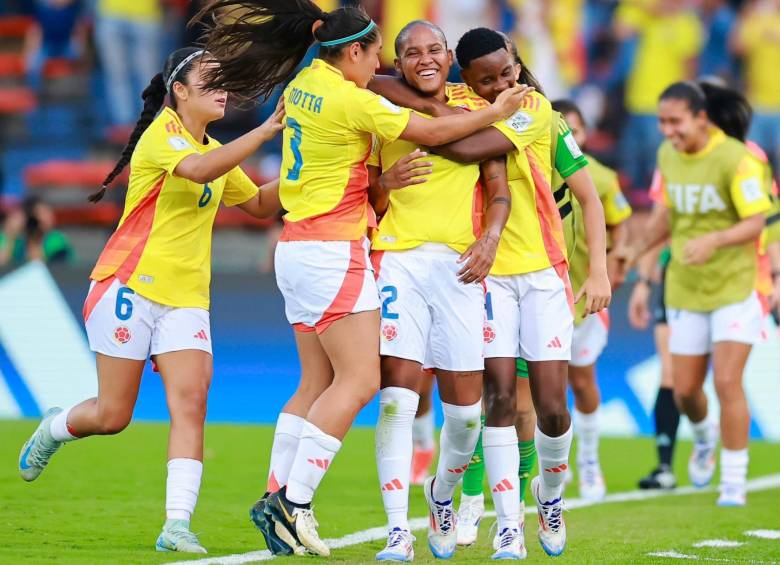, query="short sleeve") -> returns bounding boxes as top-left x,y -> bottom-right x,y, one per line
602,174 -> 632,226
492,98 -> 551,153
138,118 -> 200,176
730,155 -> 772,218
346,87 -> 412,143
555,119 -> 588,179
221,165 -> 259,207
